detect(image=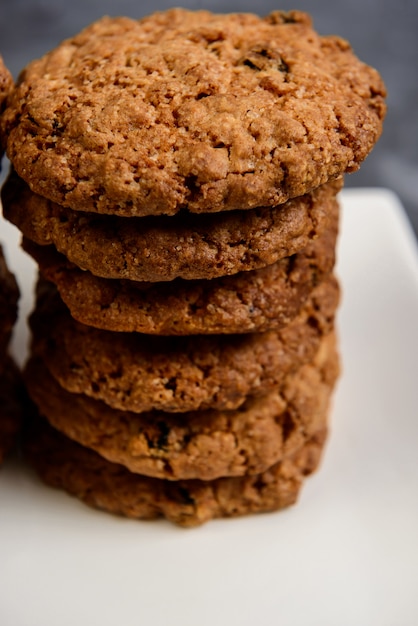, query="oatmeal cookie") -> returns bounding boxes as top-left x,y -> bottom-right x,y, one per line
24,331 -> 339,481
30,277 -> 339,413
2,172 -> 340,281
1,9 -> 385,216
0,55 -> 13,161
0,56 -> 13,110
23,228 -> 338,336
24,414 -> 328,527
